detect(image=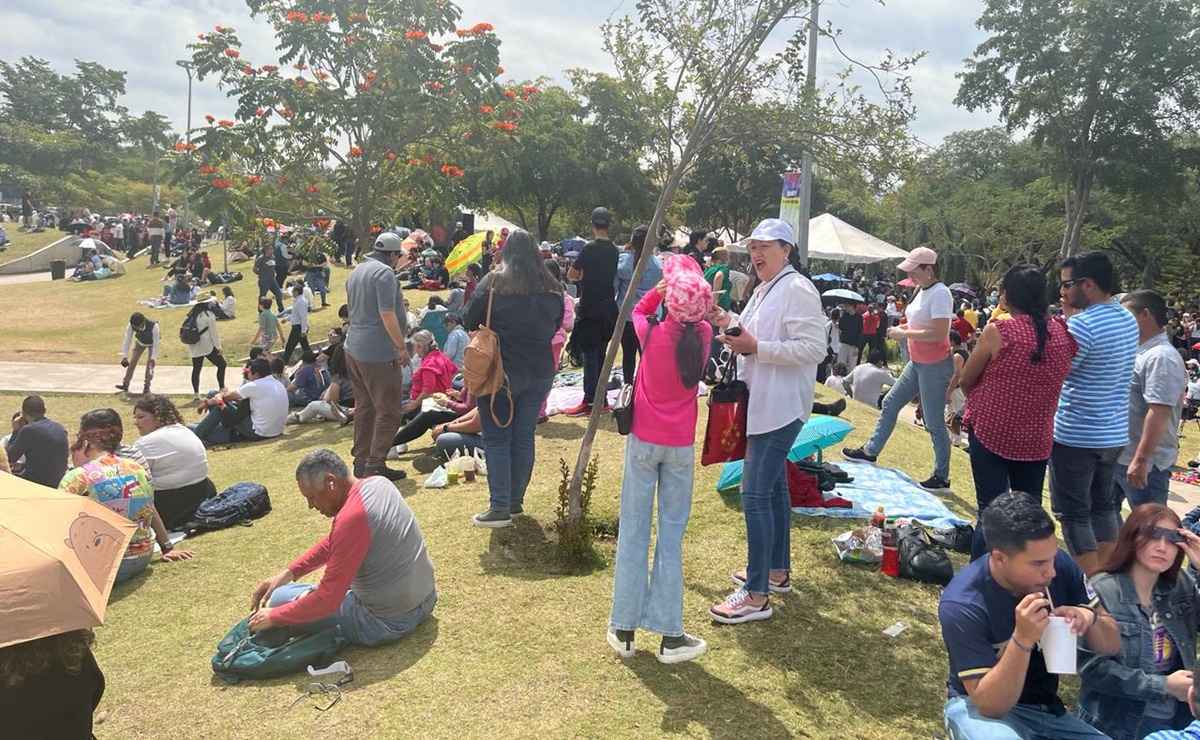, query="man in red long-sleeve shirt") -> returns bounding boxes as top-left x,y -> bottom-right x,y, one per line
247,449 -> 436,645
